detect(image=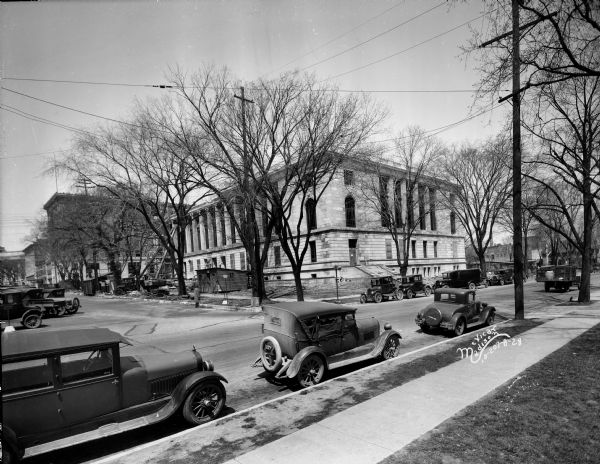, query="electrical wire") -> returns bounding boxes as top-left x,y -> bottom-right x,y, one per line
324,12 -> 490,81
